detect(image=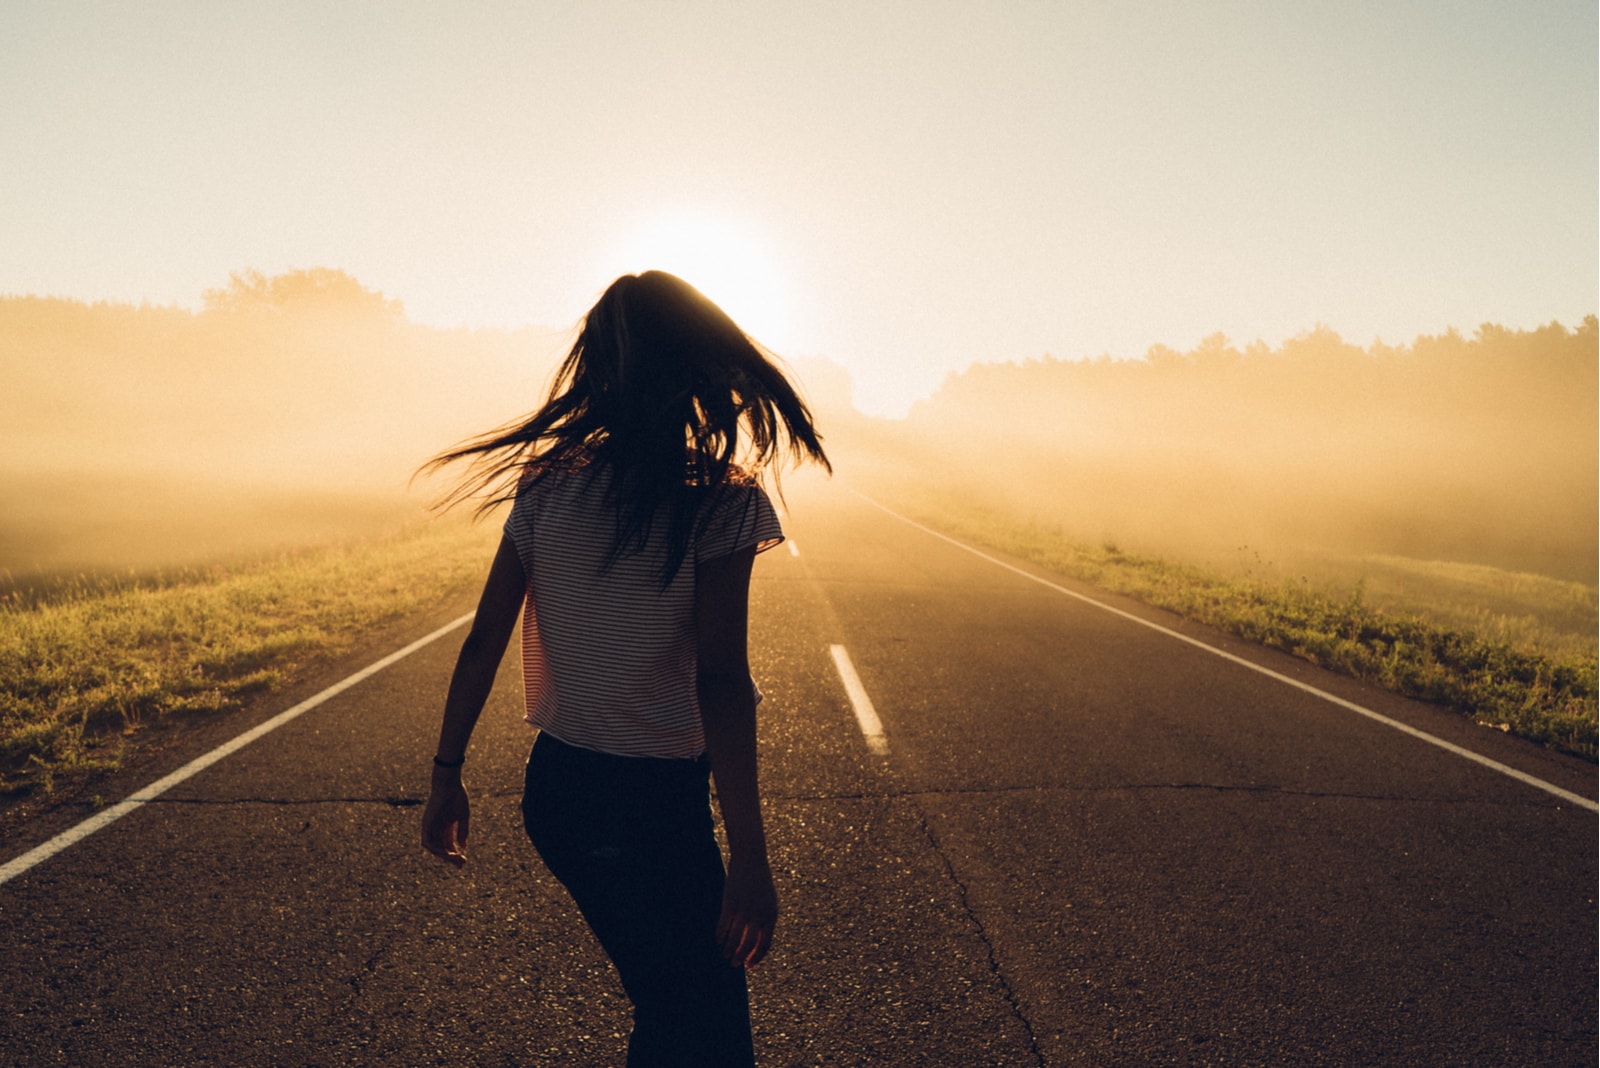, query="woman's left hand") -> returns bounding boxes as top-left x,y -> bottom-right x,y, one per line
421,772 -> 471,868
716,853 -> 778,967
